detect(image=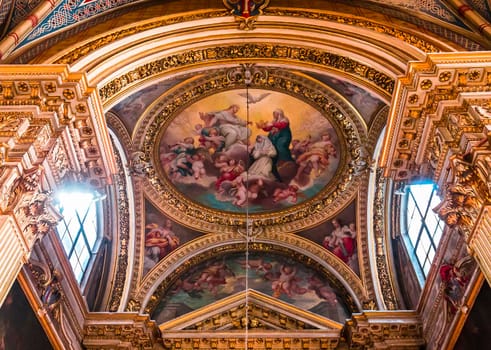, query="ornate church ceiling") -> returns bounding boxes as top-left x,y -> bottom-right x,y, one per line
0,0 -> 489,348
